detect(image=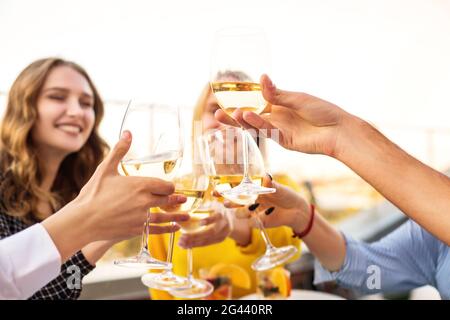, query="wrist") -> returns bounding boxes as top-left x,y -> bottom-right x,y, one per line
292,204 -> 315,238
291,201 -> 311,234
42,200 -> 93,262
82,240 -> 116,266
229,216 -> 252,247
333,114 -> 369,161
